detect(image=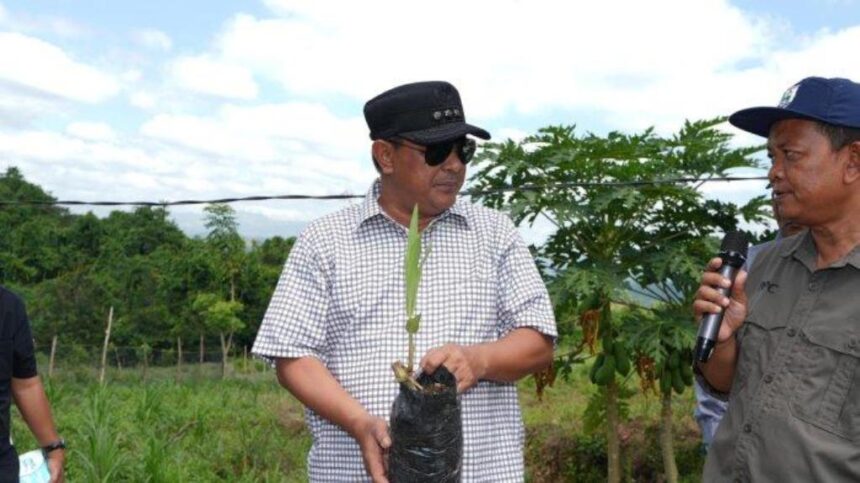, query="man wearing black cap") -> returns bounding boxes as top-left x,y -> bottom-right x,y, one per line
253,81 -> 556,482
693,76 -> 860,481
